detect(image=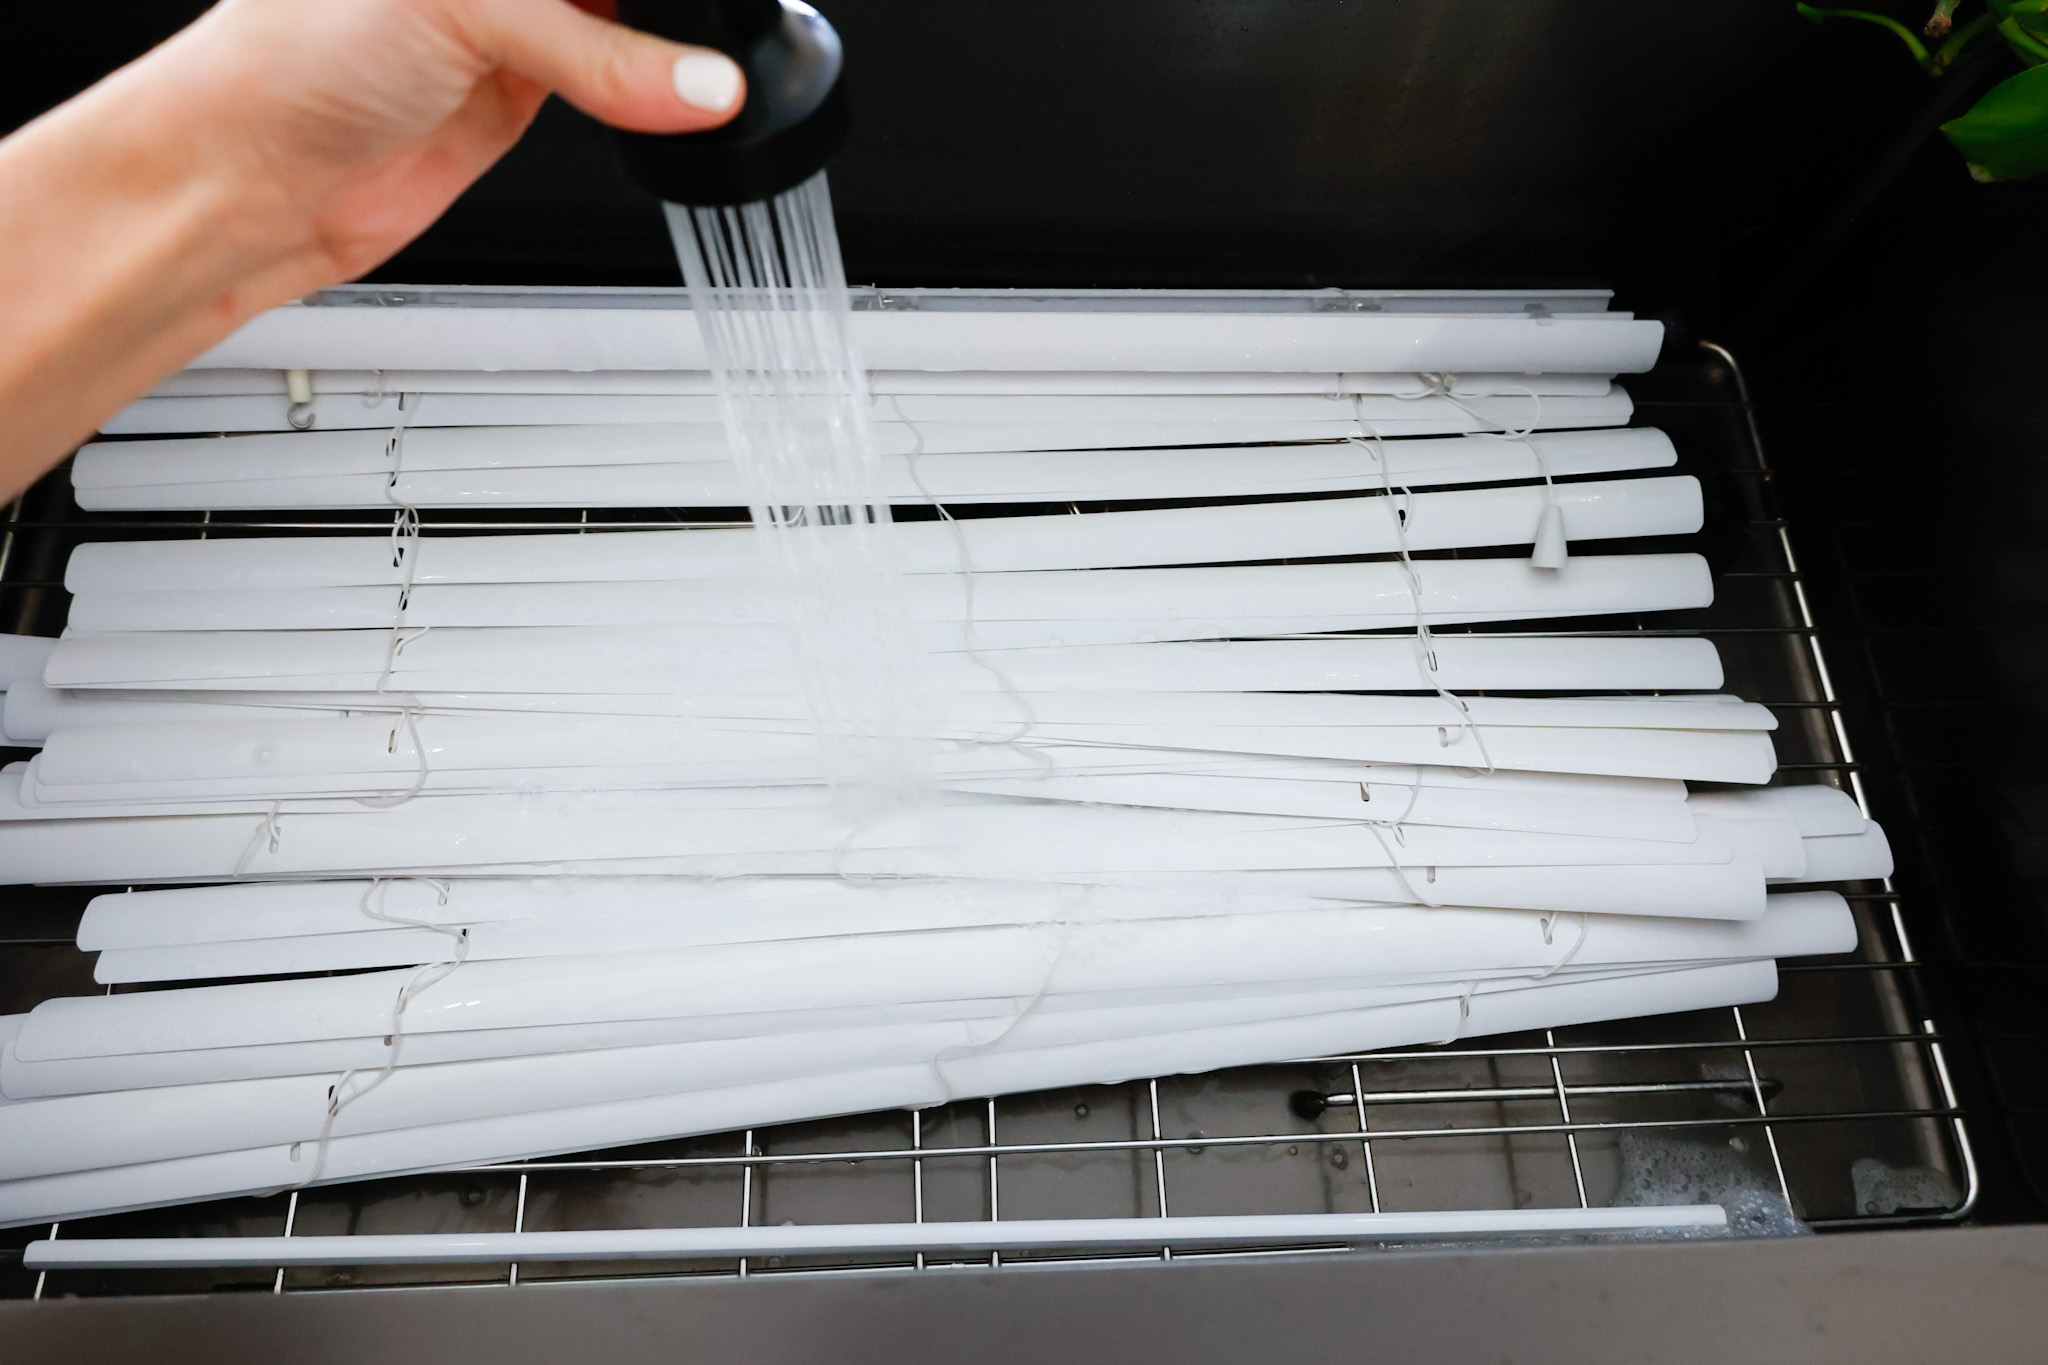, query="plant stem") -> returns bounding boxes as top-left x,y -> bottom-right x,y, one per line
1995,15 -> 2048,60
1797,4 -> 1938,70
1933,11 -> 1999,66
